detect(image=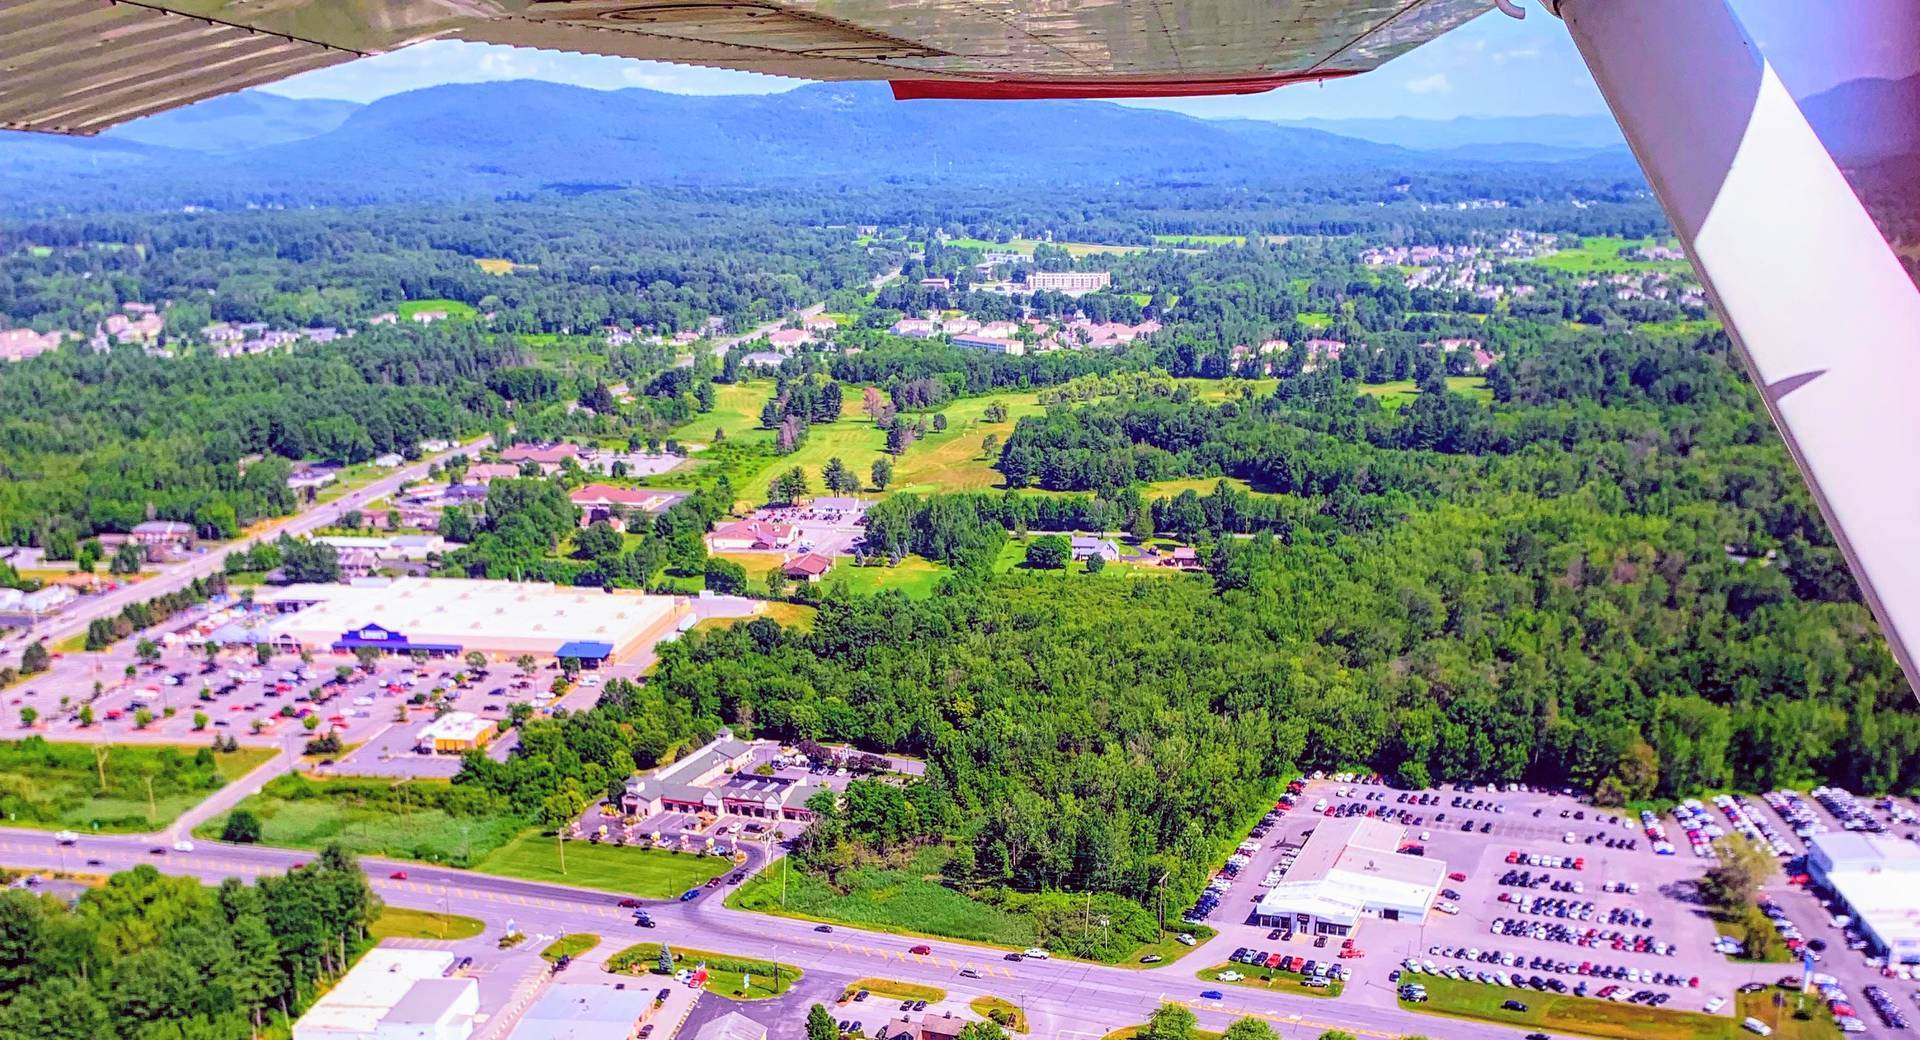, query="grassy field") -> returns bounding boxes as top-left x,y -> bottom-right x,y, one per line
1139,476 -> 1261,499
1531,235 -> 1694,274
1360,376 -> 1492,410
730,849 -> 1039,949
471,830 -> 731,897
473,258 -> 534,275
607,943 -> 802,1000
541,933 -> 601,962
0,740 -> 274,833
1181,378 -> 1277,403
666,381 -> 777,450
826,557 -> 952,598
693,601 -> 818,634
1639,318 -> 1723,335
371,907 -> 485,941
971,997 -> 1029,1033
1151,233 -> 1246,246
1402,976 -> 1840,1040
943,237 -> 1166,256
194,774 -> 525,865
397,298 -> 477,320
844,978 -> 946,1003
1297,312 -> 1335,330
1198,964 -> 1342,998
